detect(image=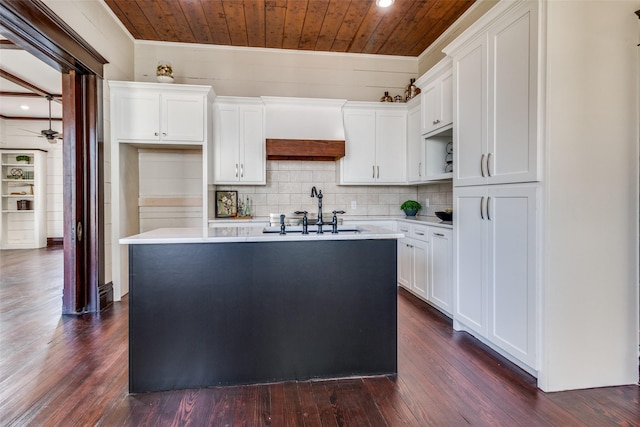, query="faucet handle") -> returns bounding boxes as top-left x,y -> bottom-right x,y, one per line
294,210 -> 308,216
332,210 -> 346,215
